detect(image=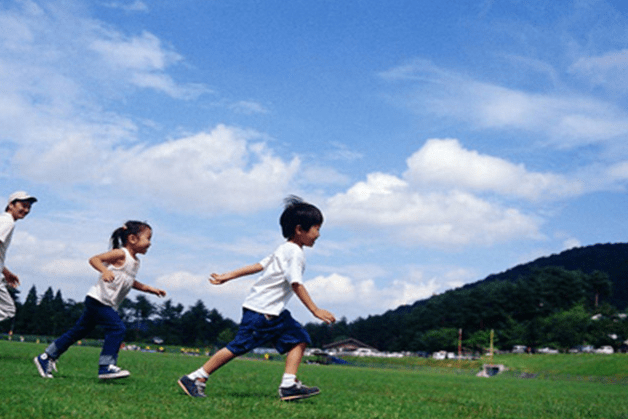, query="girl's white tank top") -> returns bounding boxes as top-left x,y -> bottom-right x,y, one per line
86,247 -> 139,310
